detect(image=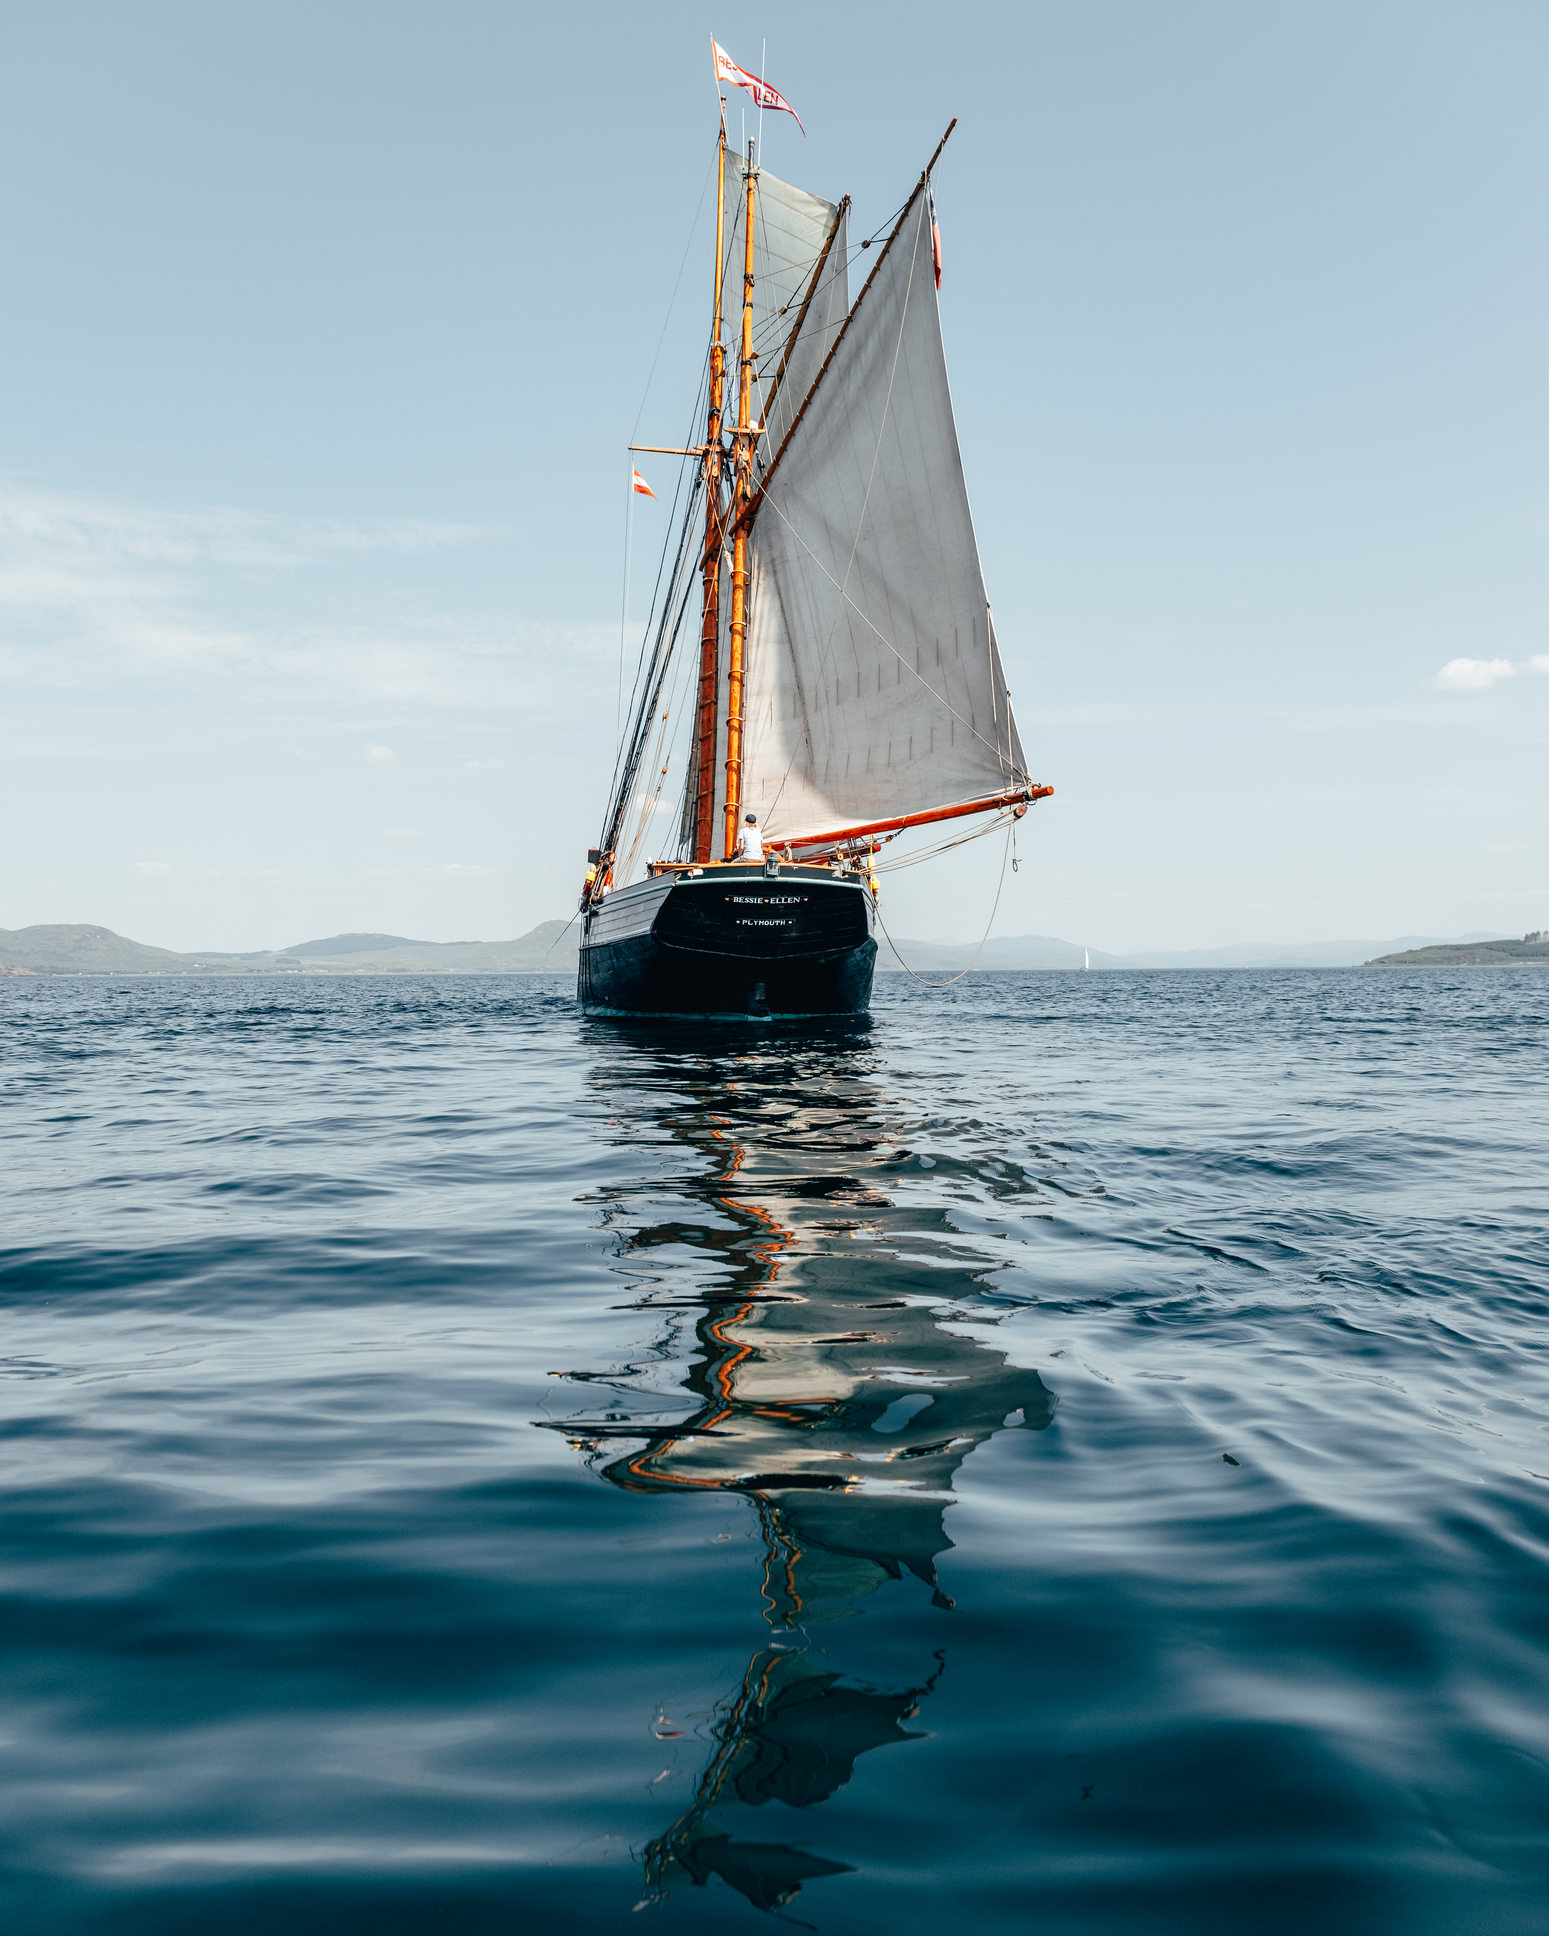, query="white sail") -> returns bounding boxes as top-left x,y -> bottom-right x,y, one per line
708,156 -> 849,842
722,155 -> 849,479
735,191 -> 1027,847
